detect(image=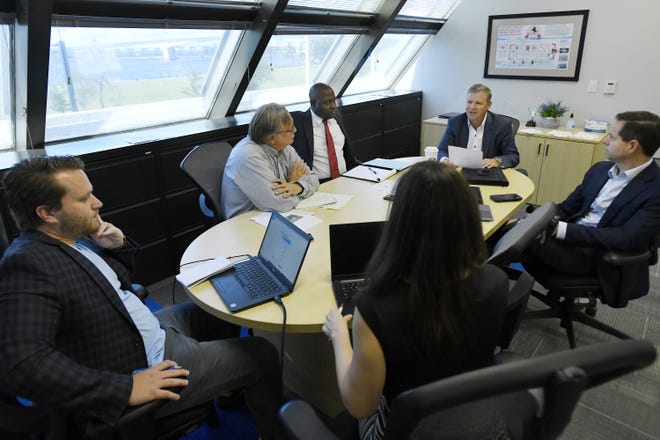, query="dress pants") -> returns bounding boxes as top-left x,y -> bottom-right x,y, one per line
154,302 -> 283,439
